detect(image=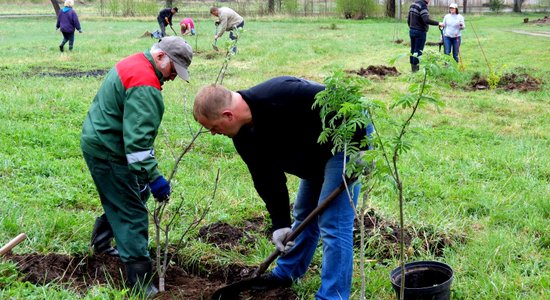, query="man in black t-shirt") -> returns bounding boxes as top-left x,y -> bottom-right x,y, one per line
193,77 -> 370,299
157,7 -> 178,37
